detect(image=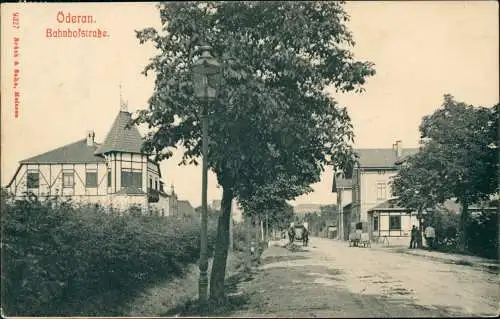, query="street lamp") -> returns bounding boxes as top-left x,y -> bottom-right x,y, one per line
192,45 -> 221,315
